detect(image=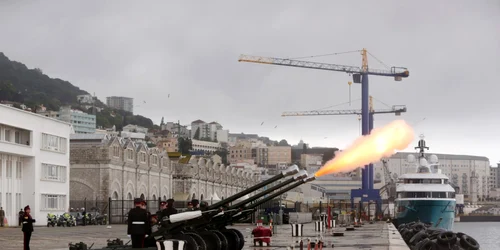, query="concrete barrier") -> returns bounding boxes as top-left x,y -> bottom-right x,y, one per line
288,212 -> 312,224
